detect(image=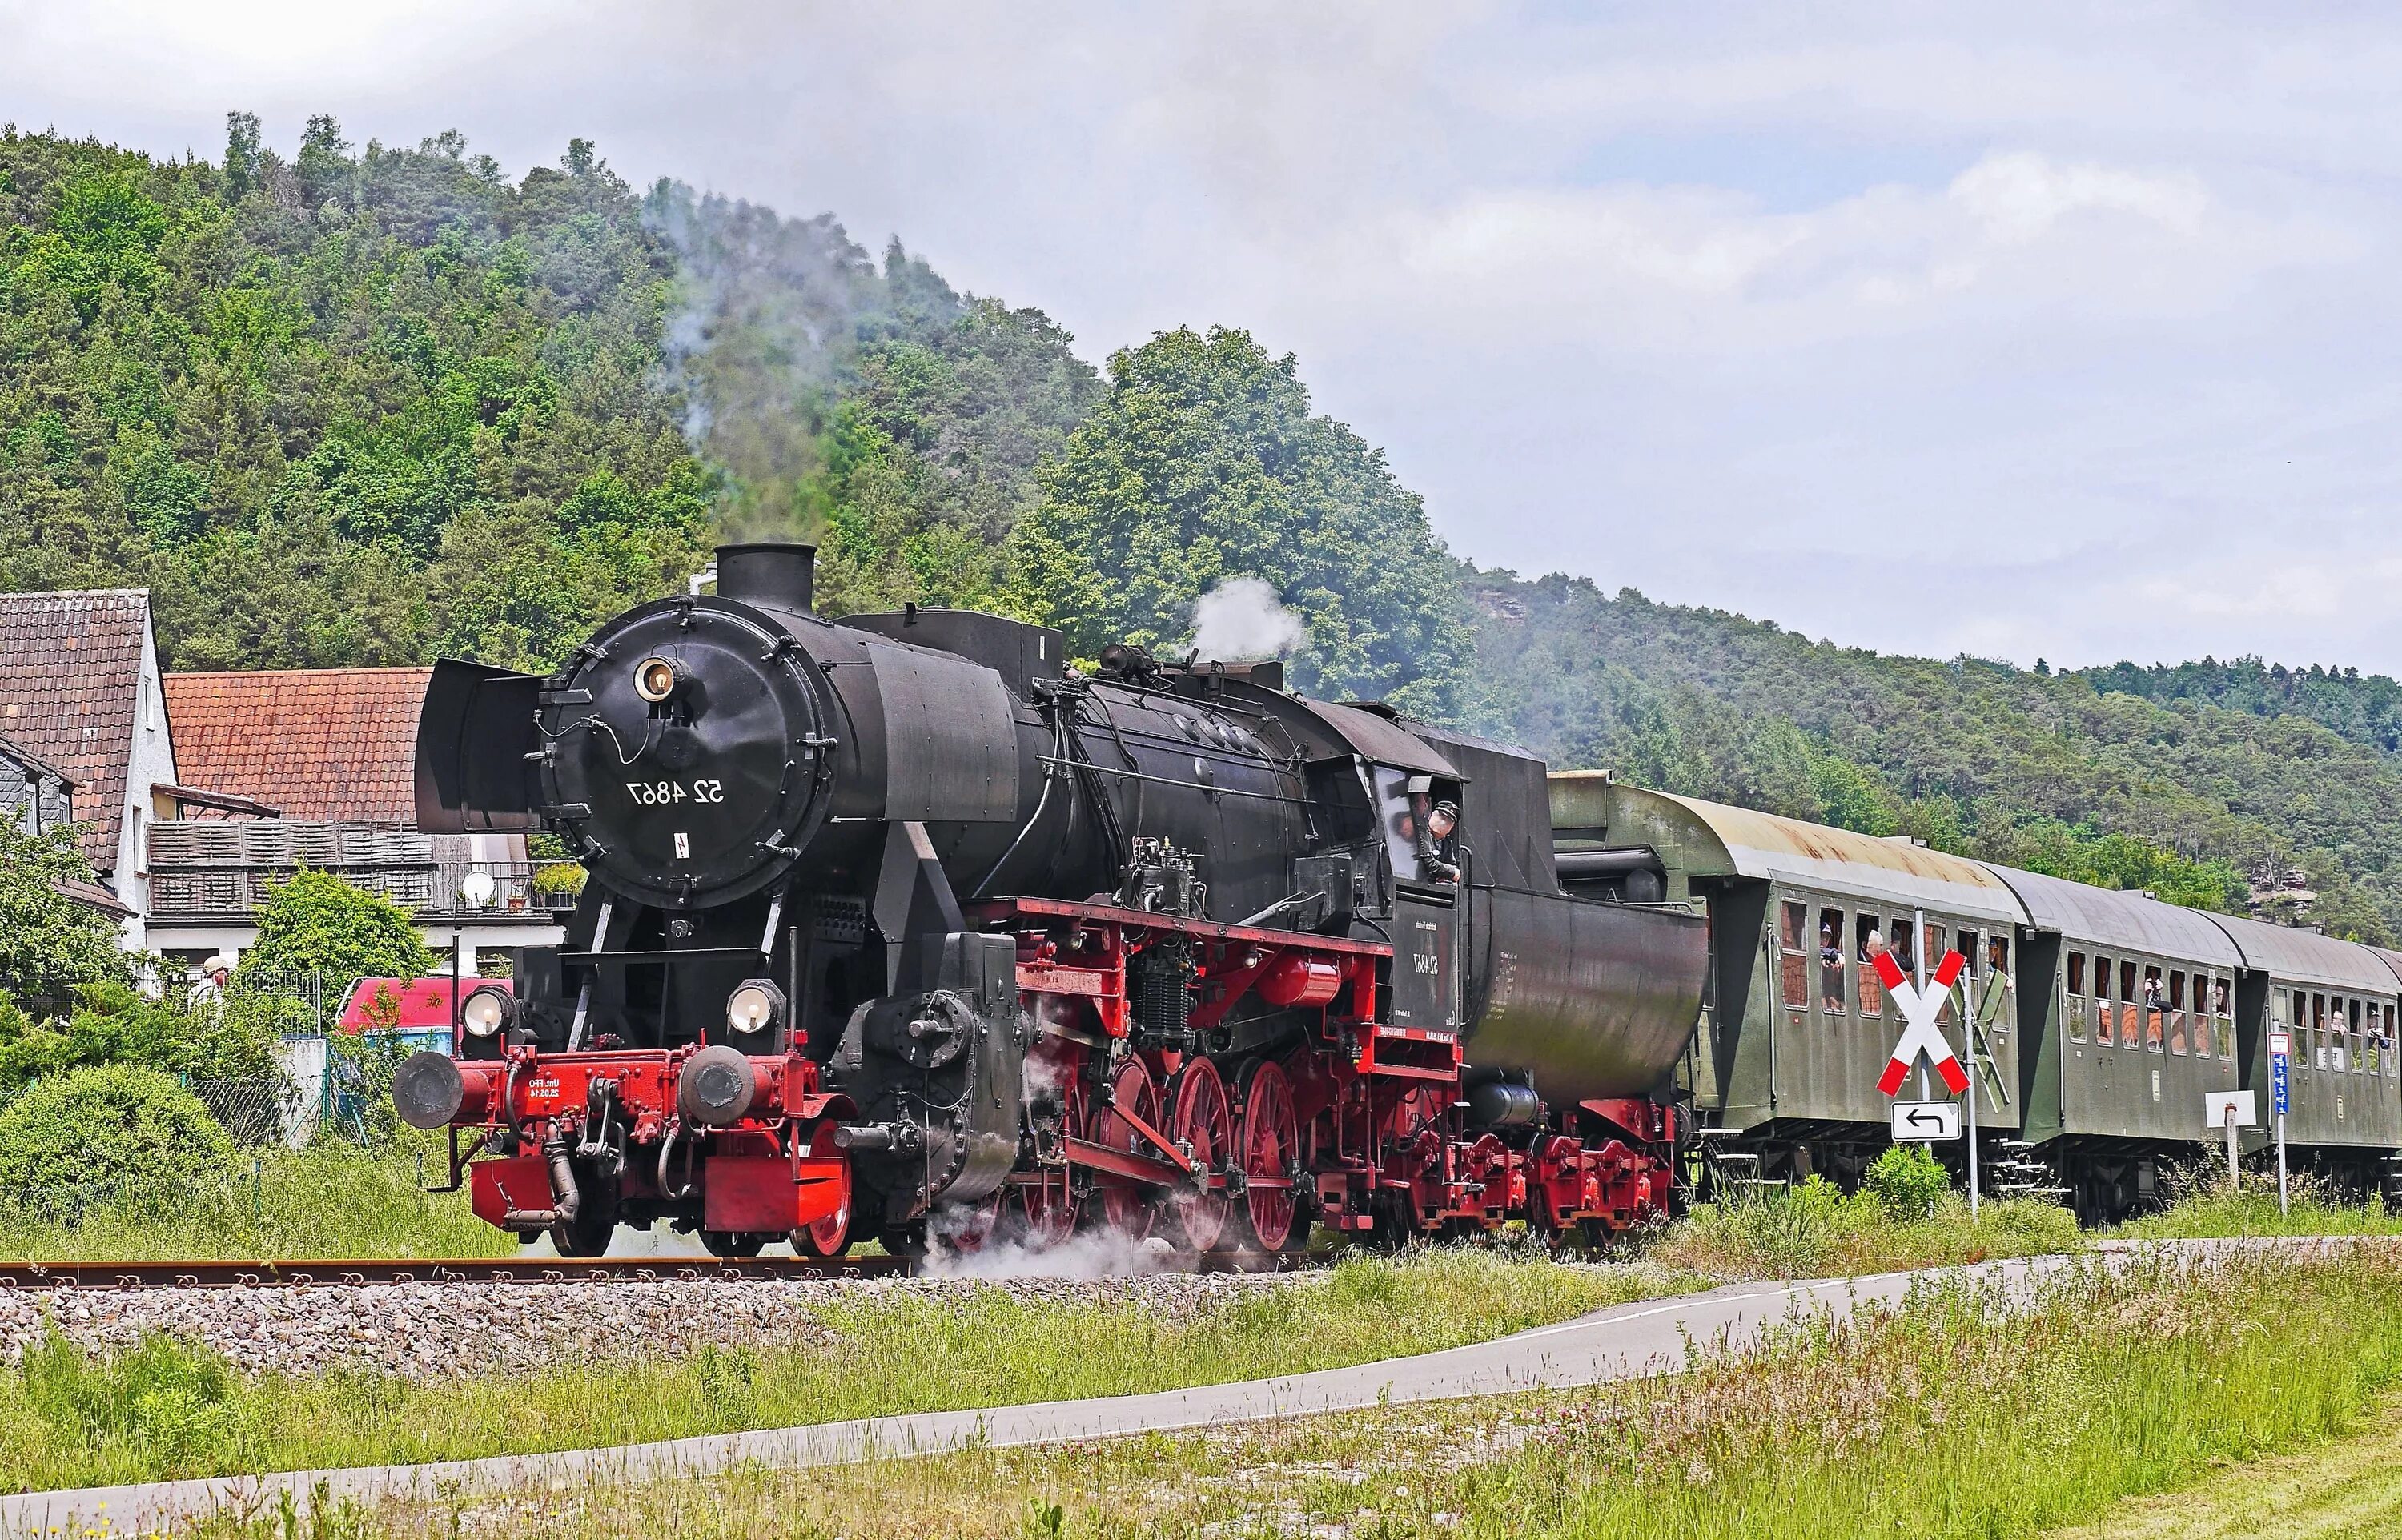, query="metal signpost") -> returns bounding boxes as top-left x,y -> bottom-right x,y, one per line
1873,932 -> 1974,1212
1962,950 -> 1978,1220
2270,1028 -> 2292,1217
2205,1090 -> 2259,1192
